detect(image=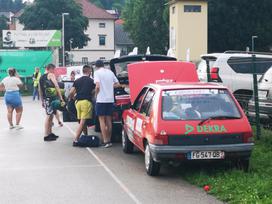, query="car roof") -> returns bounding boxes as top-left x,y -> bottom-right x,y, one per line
201,52 -> 272,61
147,82 -> 227,91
